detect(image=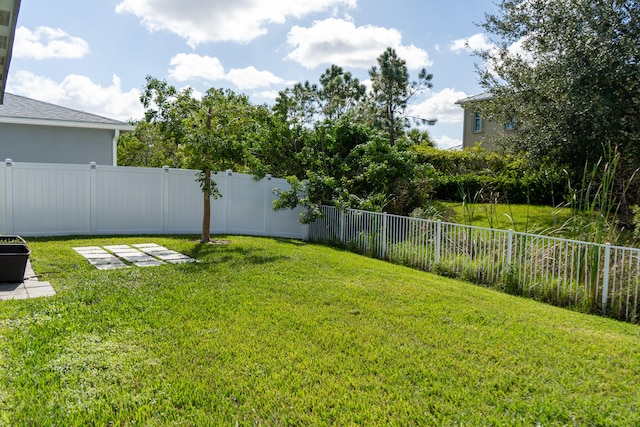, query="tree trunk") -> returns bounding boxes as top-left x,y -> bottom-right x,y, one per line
201,169 -> 211,242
